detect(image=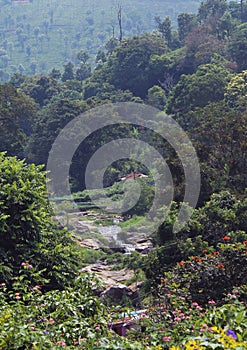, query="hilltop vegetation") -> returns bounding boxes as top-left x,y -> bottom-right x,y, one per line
0,0 -> 201,79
